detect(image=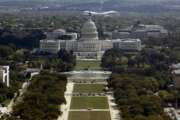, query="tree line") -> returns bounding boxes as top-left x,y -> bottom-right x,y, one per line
101,47 -> 179,120
0,28 -> 45,49
4,71 -> 67,120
